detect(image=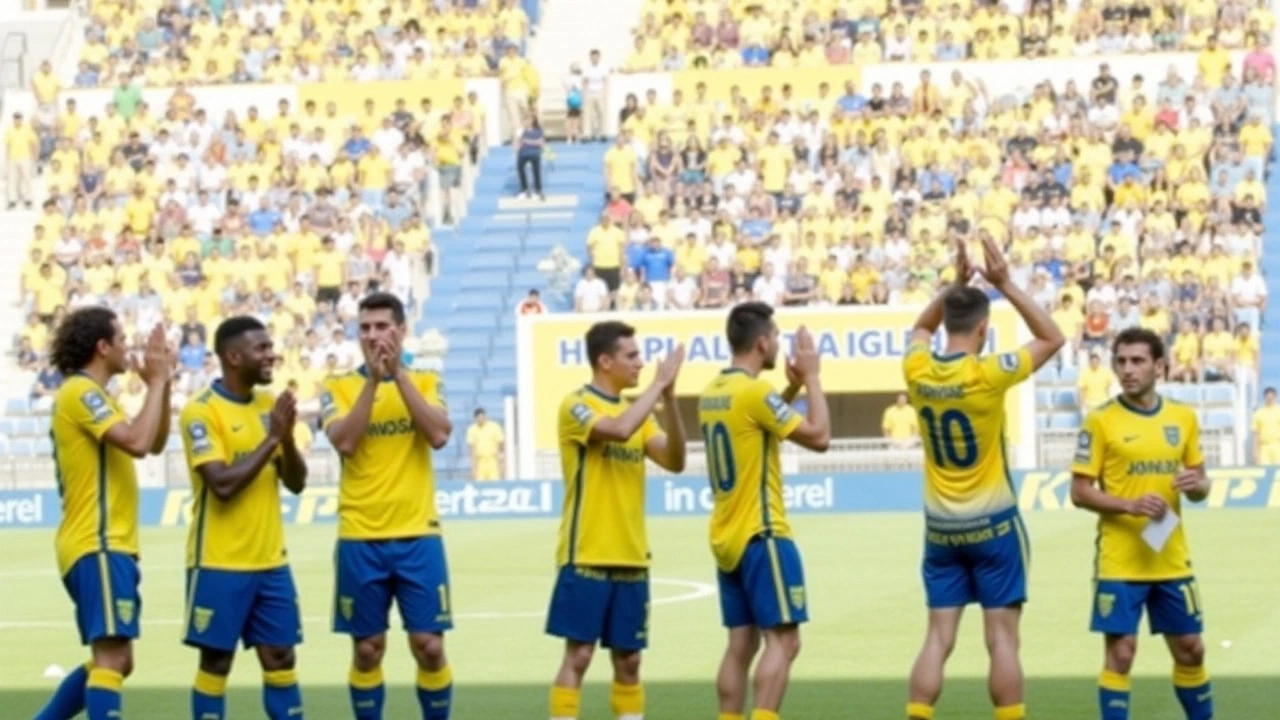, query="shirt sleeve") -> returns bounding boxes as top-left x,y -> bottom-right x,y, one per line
559,394 -> 599,447
181,402 -> 227,469
319,377 -> 350,430
416,371 -> 446,408
66,382 -> 126,441
980,347 -> 1034,393
1183,409 -> 1205,468
1070,410 -> 1105,479
745,380 -> 804,439
902,337 -> 931,383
